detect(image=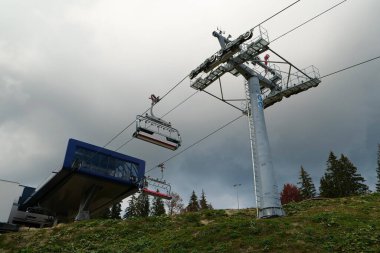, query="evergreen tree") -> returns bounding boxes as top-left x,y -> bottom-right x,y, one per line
151,193 -> 166,216
165,192 -> 184,216
298,166 -> 316,199
110,201 -> 122,219
320,152 -> 368,197
320,152 -> 339,198
186,190 -> 200,212
124,194 -> 137,218
199,189 -> 209,210
340,155 -> 368,195
280,183 -> 302,205
376,144 -> 380,193
135,192 -> 150,217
